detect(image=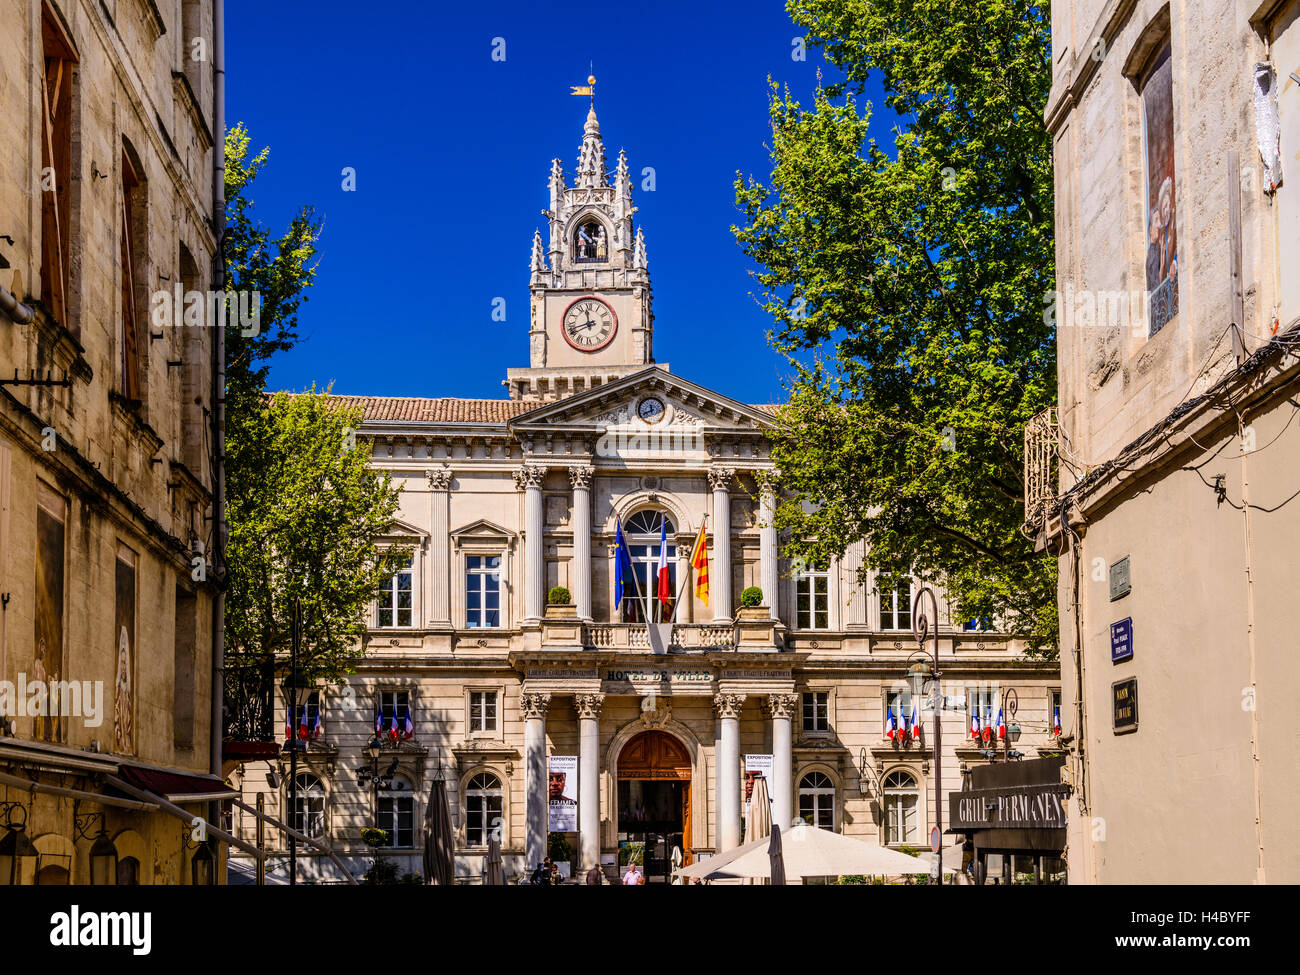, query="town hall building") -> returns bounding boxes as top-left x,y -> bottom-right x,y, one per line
229,102 -> 1063,884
